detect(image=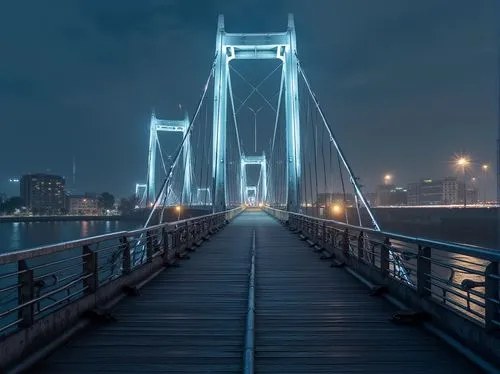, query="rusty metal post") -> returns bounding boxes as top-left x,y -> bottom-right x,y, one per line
485,261 -> 499,331
342,229 -> 349,256
120,236 -> 131,274
380,237 -> 390,278
321,221 -> 326,248
18,260 -> 34,327
417,245 -> 431,297
83,245 -> 98,294
187,221 -> 193,248
146,230 -> 153,263
357,232 -> 364,260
